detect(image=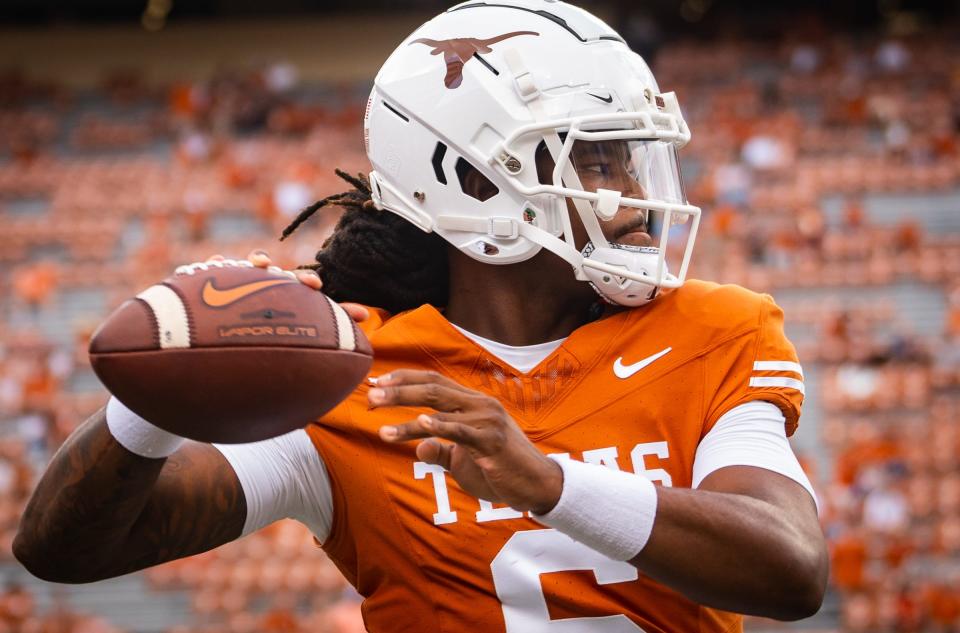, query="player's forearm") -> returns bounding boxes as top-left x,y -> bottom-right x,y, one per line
14,408 -> 166,582
13,409 -> 246,583
632,486 -> 827,620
